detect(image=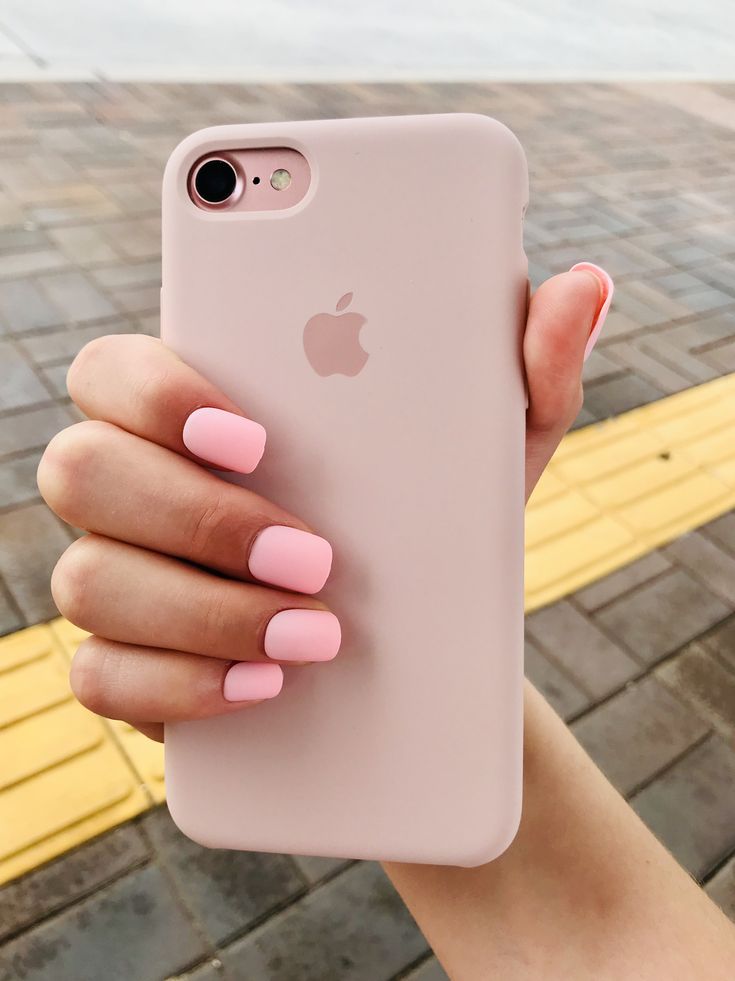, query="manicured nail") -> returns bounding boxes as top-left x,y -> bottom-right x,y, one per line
249,525 -> 333,594
570,262 -> 614,361
264,609 -> 341,662
223,661 -> 283,702
182,407 -> 266,474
